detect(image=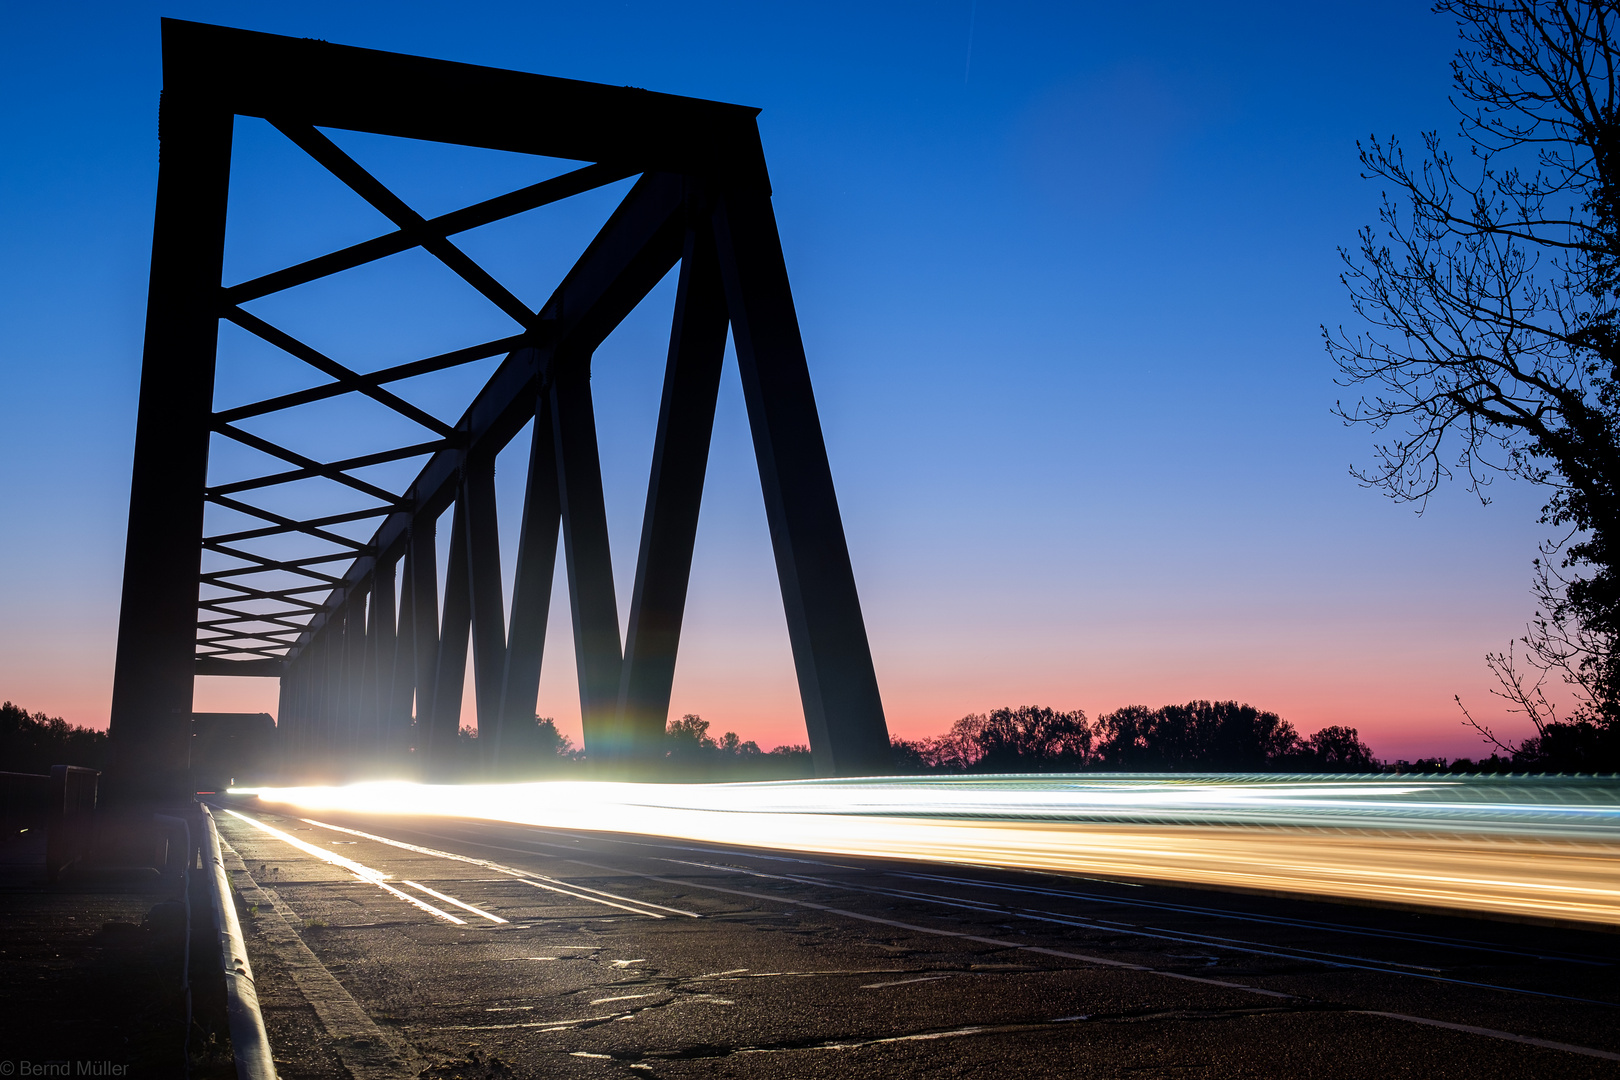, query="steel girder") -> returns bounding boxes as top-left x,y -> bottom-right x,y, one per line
107,19 -> 890,803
